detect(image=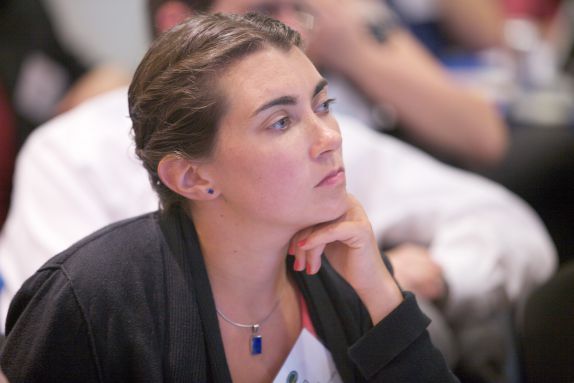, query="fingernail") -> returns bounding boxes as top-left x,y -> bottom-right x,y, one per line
306,263 -> 313,275
294,258 -> 304,271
